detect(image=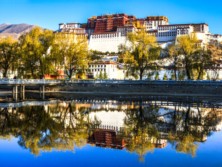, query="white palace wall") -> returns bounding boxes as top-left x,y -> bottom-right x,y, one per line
89,32 -> 127,53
